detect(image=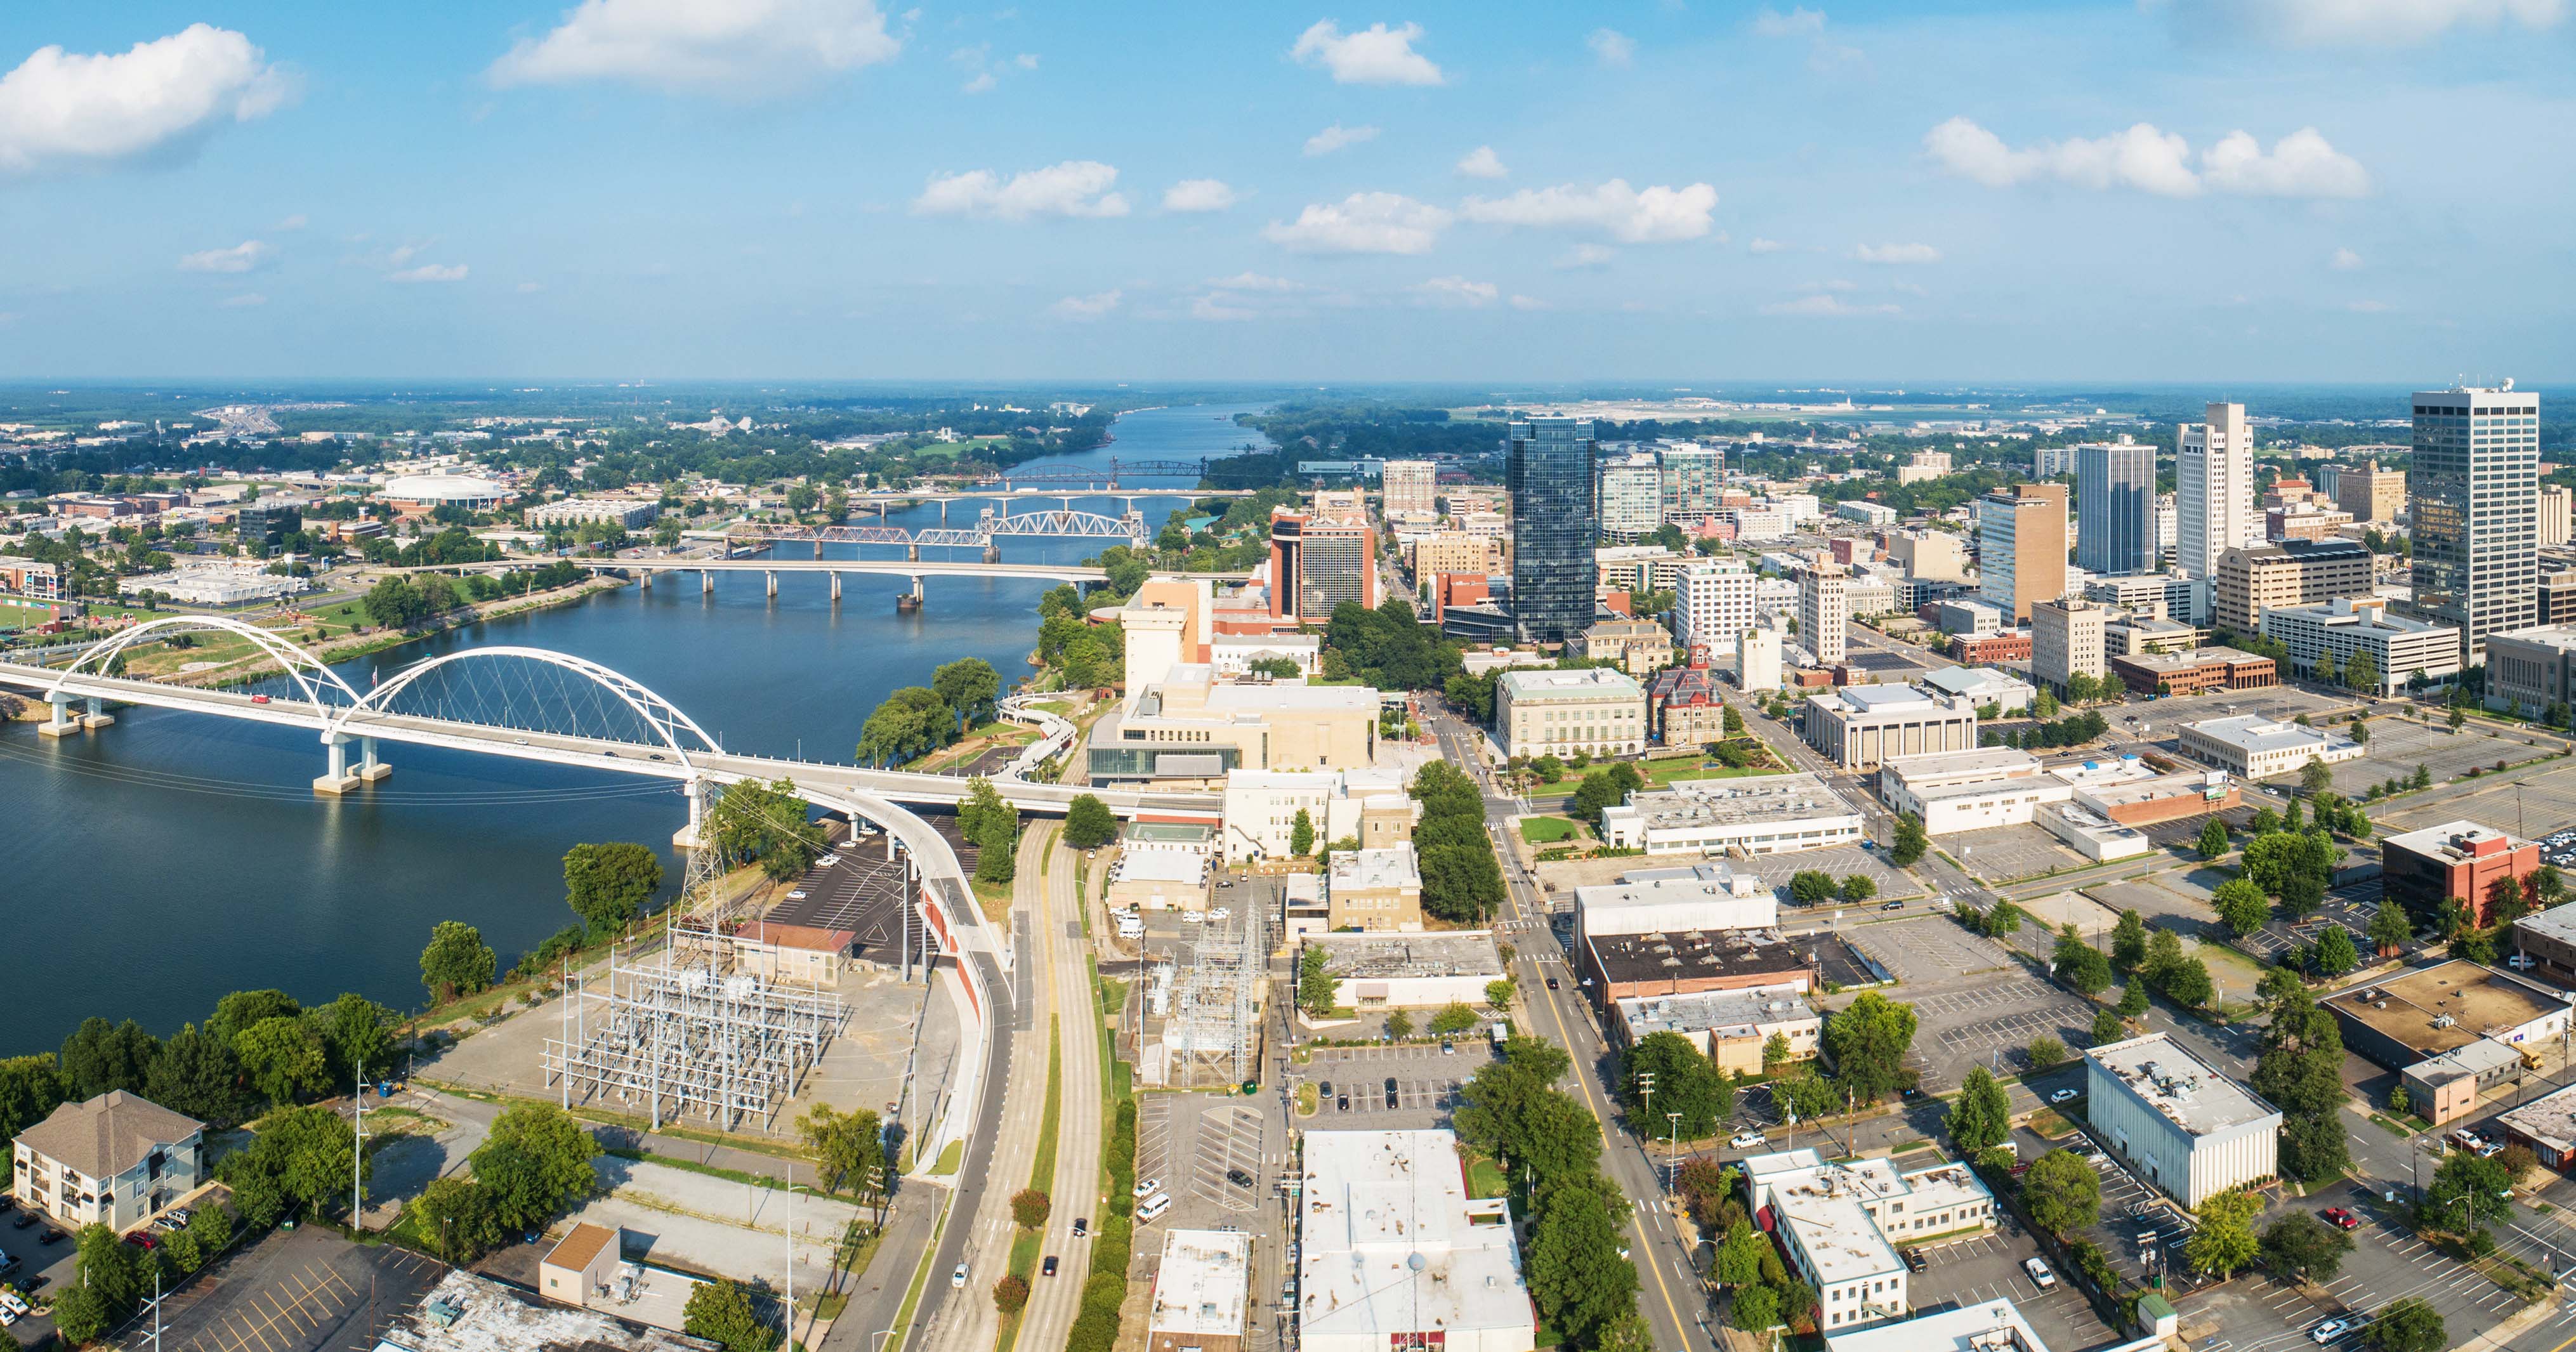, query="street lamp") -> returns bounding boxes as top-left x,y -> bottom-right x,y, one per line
1667,1112 -> 1682,1195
